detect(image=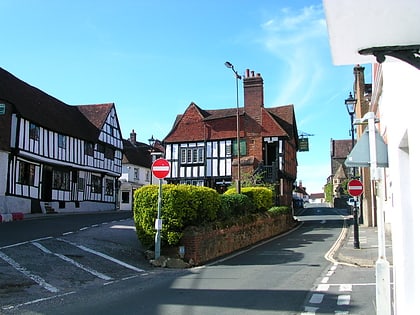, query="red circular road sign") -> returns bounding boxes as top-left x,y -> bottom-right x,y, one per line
152,158 -> 170,179
348,179 -> 364,197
